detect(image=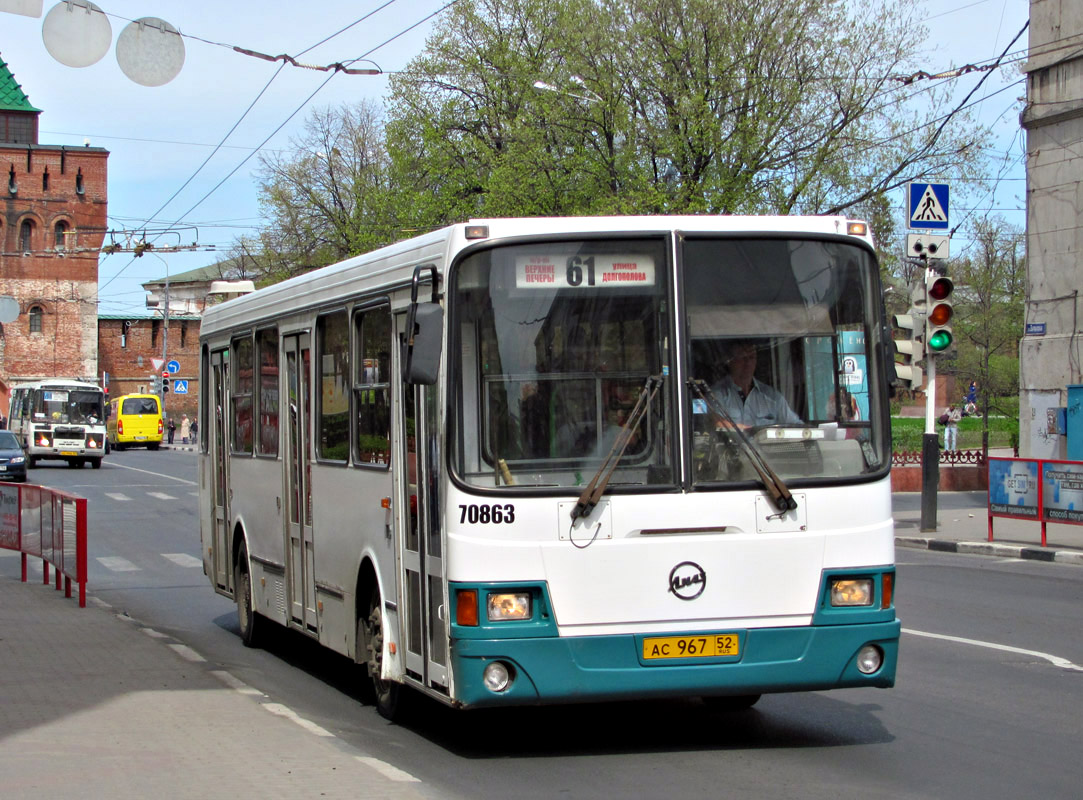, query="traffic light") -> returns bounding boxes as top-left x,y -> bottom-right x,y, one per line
925,273 -> 954,354
891,277 -> 926,390
162,371 -> 171,393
